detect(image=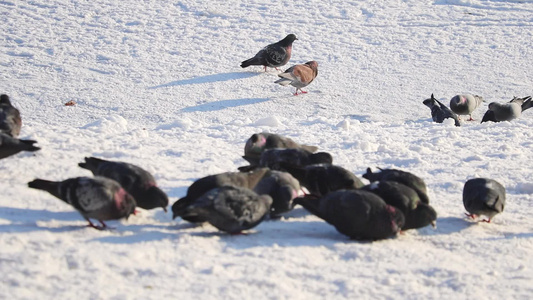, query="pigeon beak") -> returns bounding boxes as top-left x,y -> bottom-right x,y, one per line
431,221 -> 437,229
163,206 -> 168,213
